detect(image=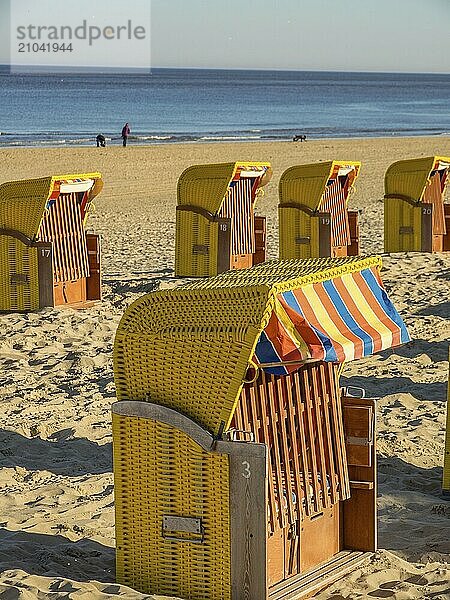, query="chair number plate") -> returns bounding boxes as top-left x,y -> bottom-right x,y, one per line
242,461 -> 251,479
